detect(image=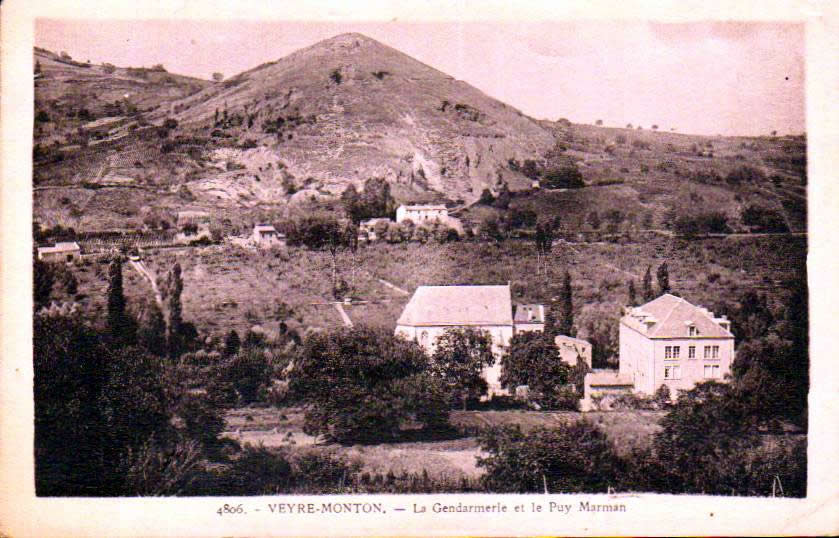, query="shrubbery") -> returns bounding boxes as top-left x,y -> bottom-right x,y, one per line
289,327 -> 449,444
